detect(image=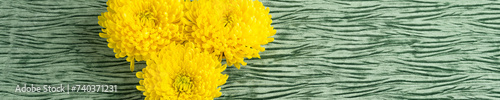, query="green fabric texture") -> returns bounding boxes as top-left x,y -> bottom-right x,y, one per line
2,0 -> 500,99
